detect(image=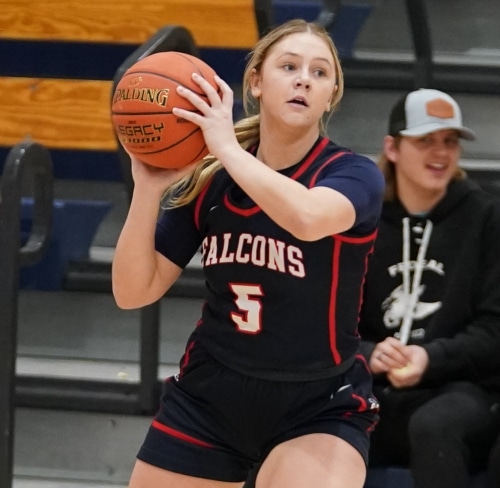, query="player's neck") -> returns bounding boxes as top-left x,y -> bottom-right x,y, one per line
257,126 -> 320,170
